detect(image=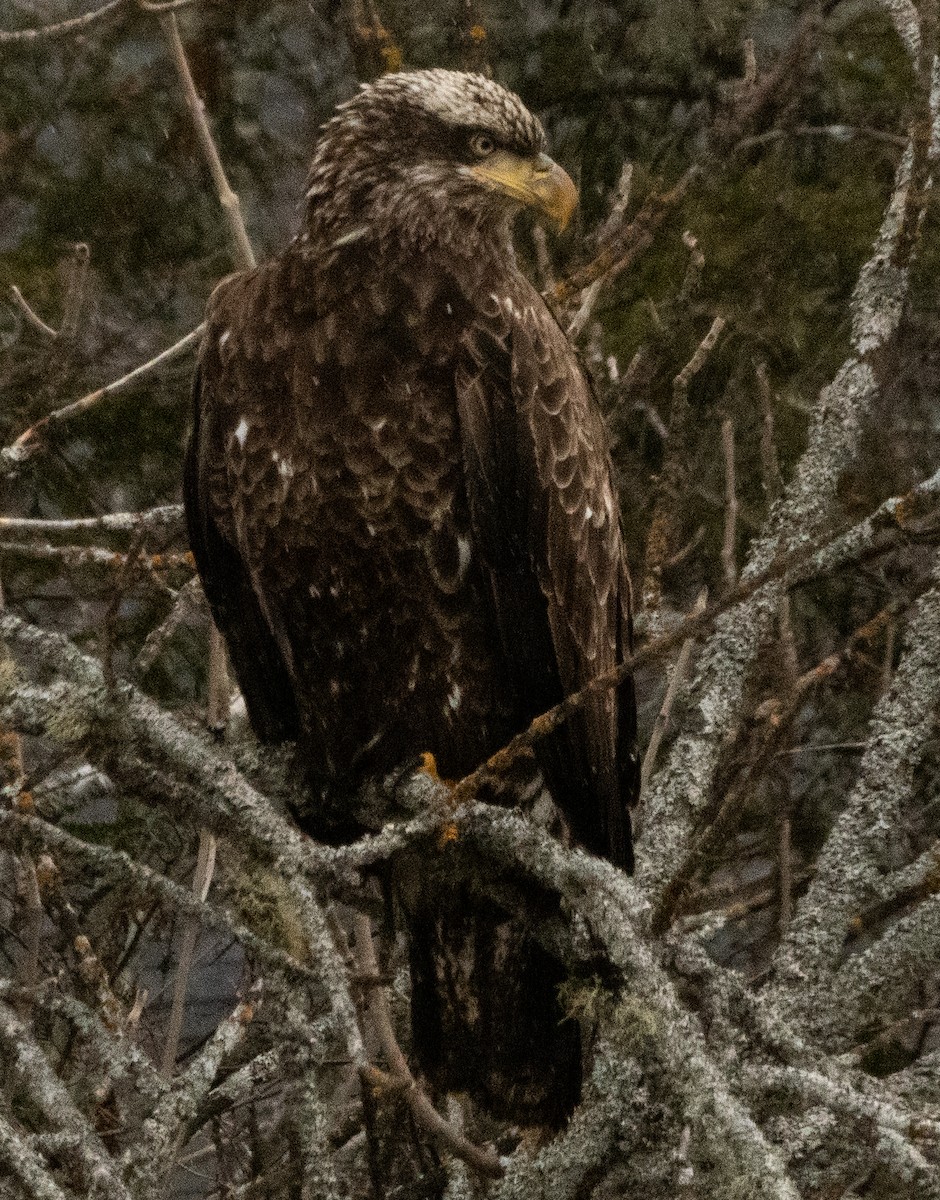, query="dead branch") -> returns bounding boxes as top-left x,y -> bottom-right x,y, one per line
137,0 -> 198,10
9,286 -> 58,339
0,541 -> 192,570
0,505 -> 184,536
16,857 -> 43,1007
652,598 -> 905,933
639,81 -> 936,907
0,325 -> 204,475
0,1000 -> 132,1200
60,243 -> 90,340
0,0 -> 127,44
641,588 -> 707,793
0,809 -> 329,997
771,574 -> 940,1042
155,13 -> 256,272
566,162 -> 635,338
160,828 -> 217,1078
555,167 -> 699,305
352,914 -> 504,1179
642,315 -> 727,613
720,414 -> 739,595
133,575 -> 206,676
